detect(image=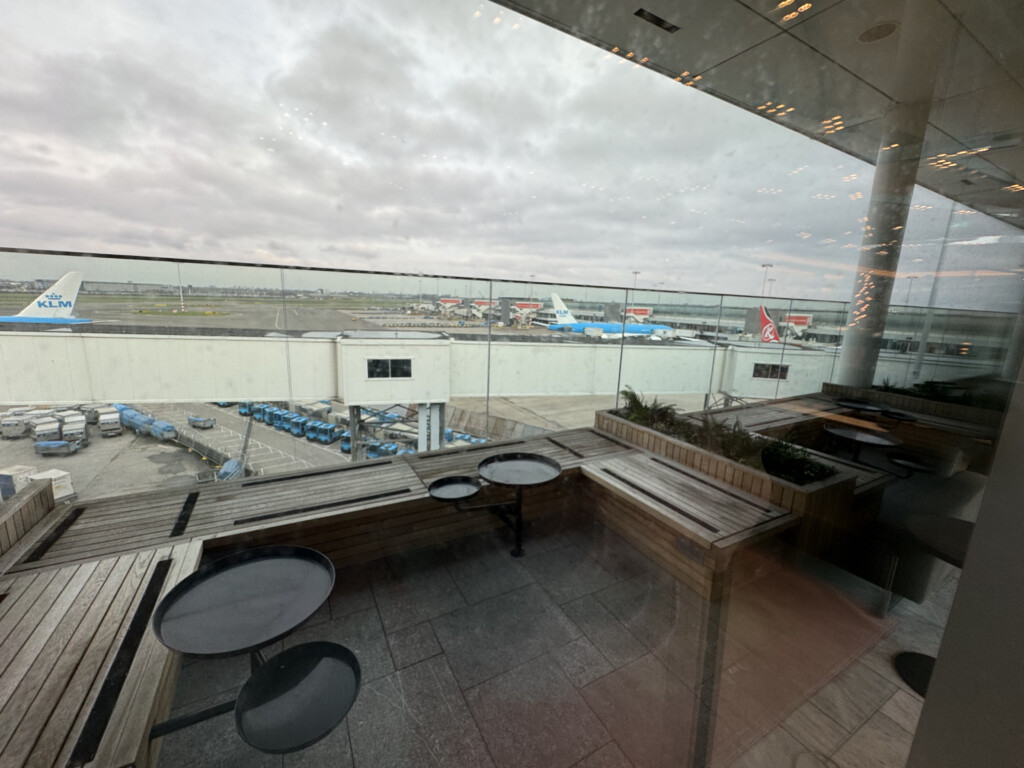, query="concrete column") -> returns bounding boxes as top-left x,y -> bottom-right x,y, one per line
836,102 -> 931,387
347,405 -> 362,462
836,0 -> 953,387
417,403 -> 445,452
